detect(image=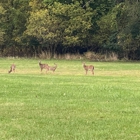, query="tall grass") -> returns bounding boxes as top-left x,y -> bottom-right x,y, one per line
0,58 -> 140,140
